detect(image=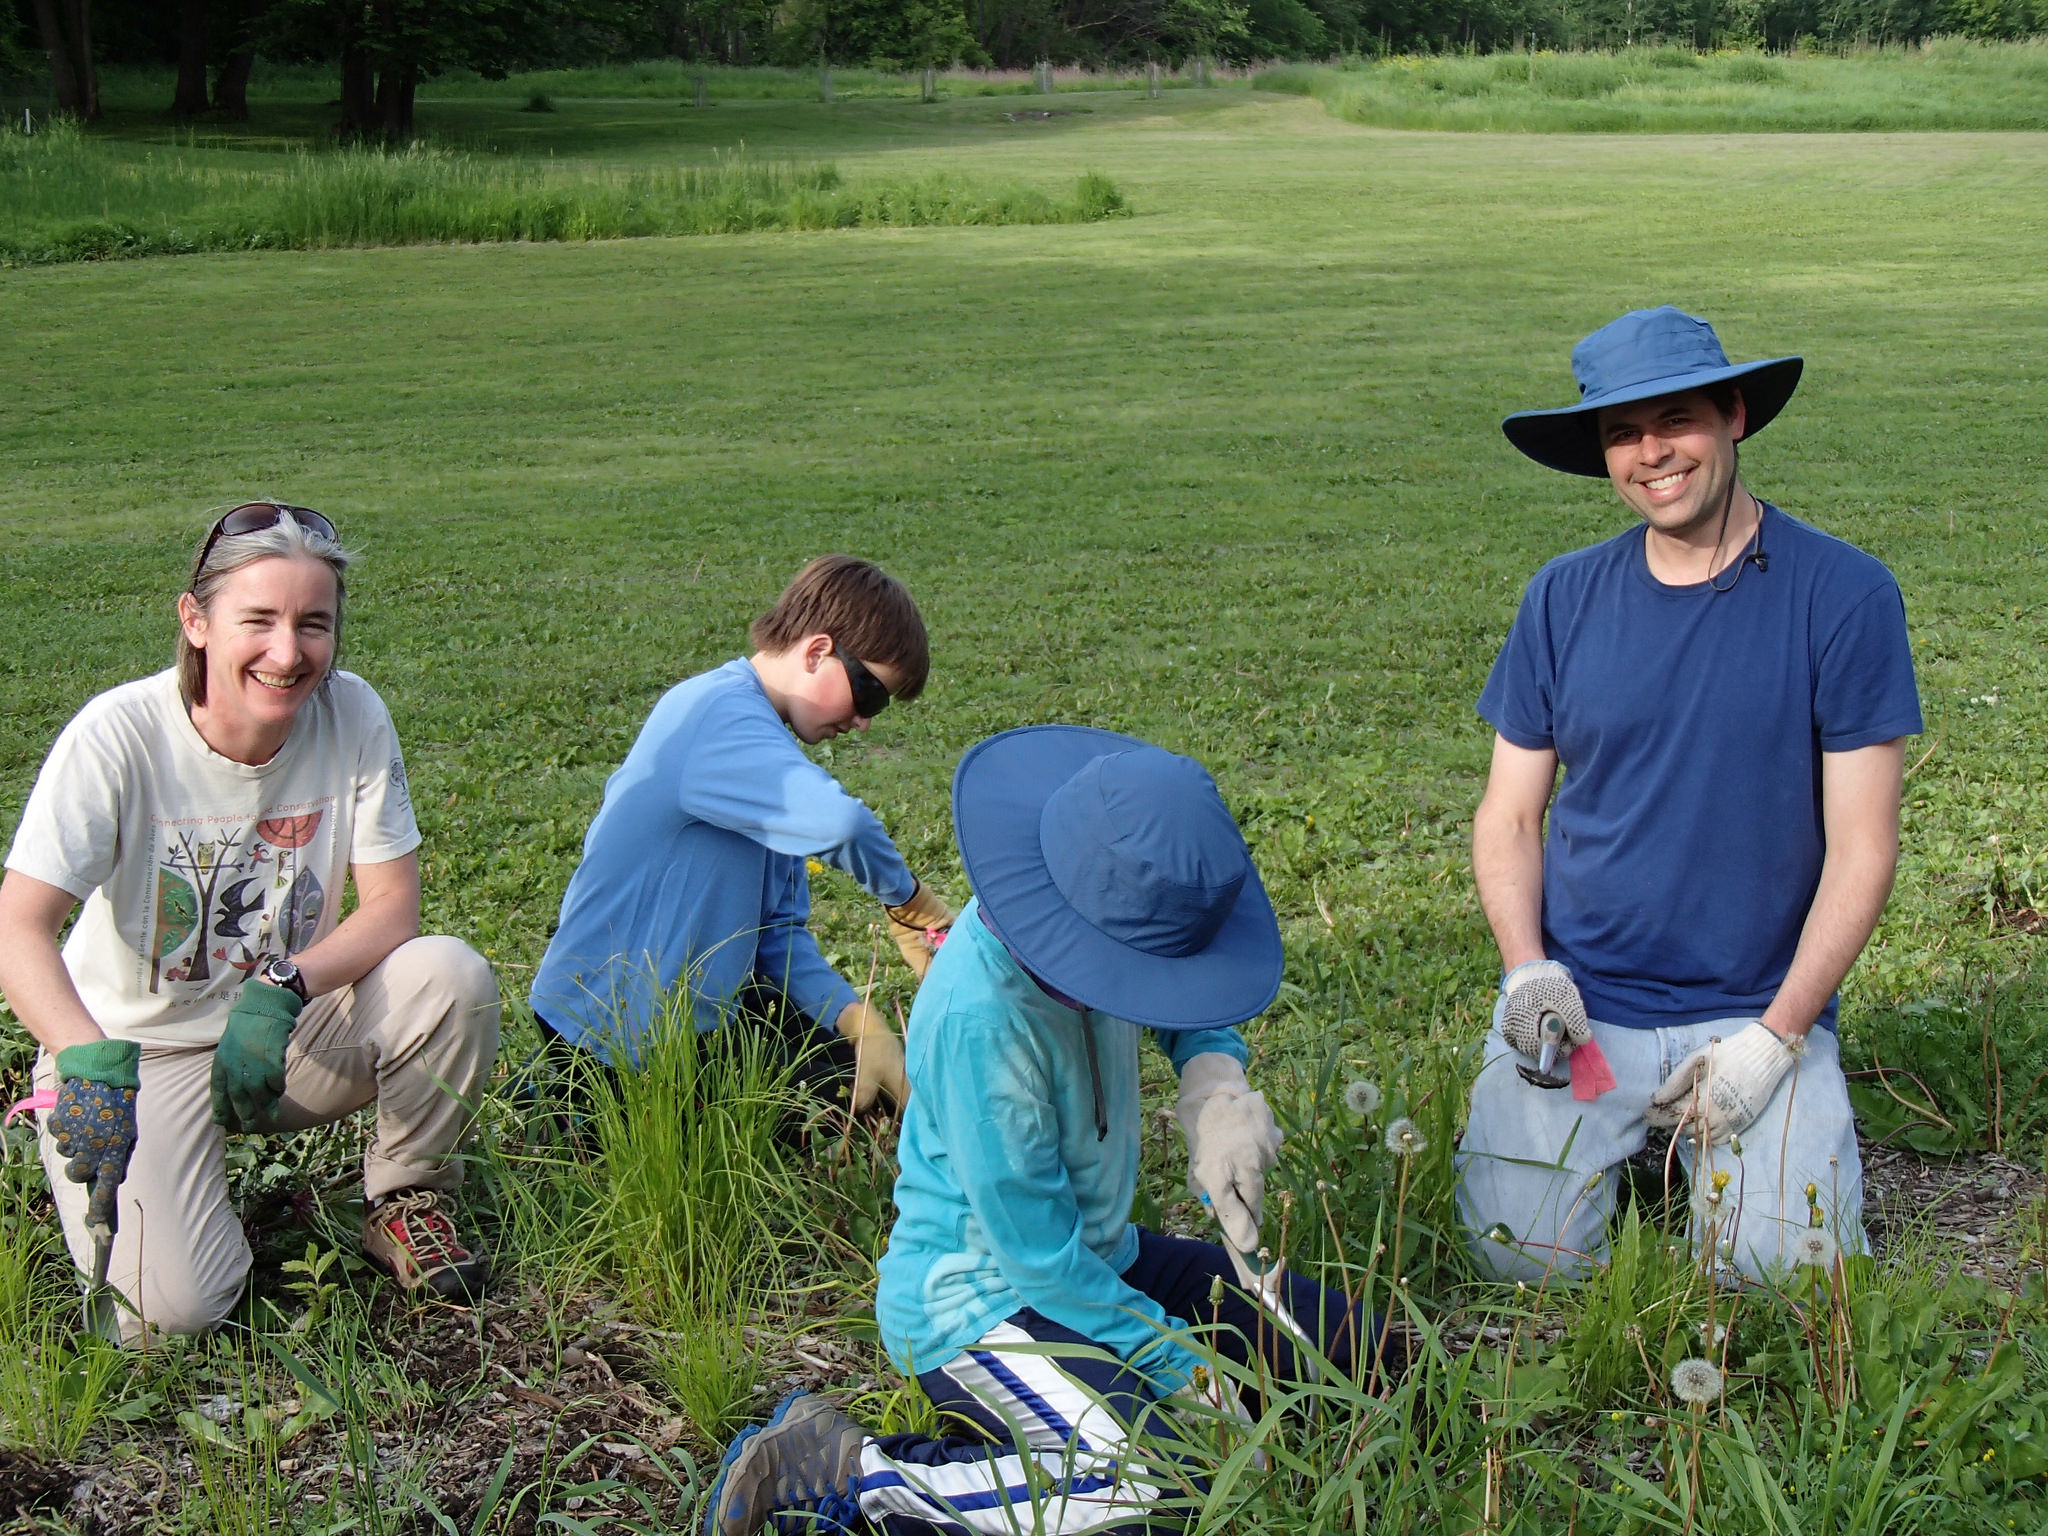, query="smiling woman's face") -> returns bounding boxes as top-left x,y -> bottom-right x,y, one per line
178,555 -> 339,738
